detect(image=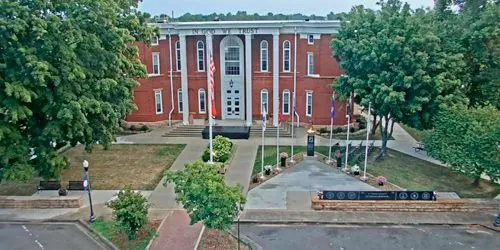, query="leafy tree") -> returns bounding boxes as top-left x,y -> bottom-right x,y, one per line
107,186 -> 150,240
0,0 -> 157,180
425,105 -> 500,185
330,0 -> 466,159
165,161 -> 245,232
